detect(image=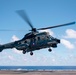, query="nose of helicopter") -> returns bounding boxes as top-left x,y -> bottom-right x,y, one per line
56,39 -> 60,43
